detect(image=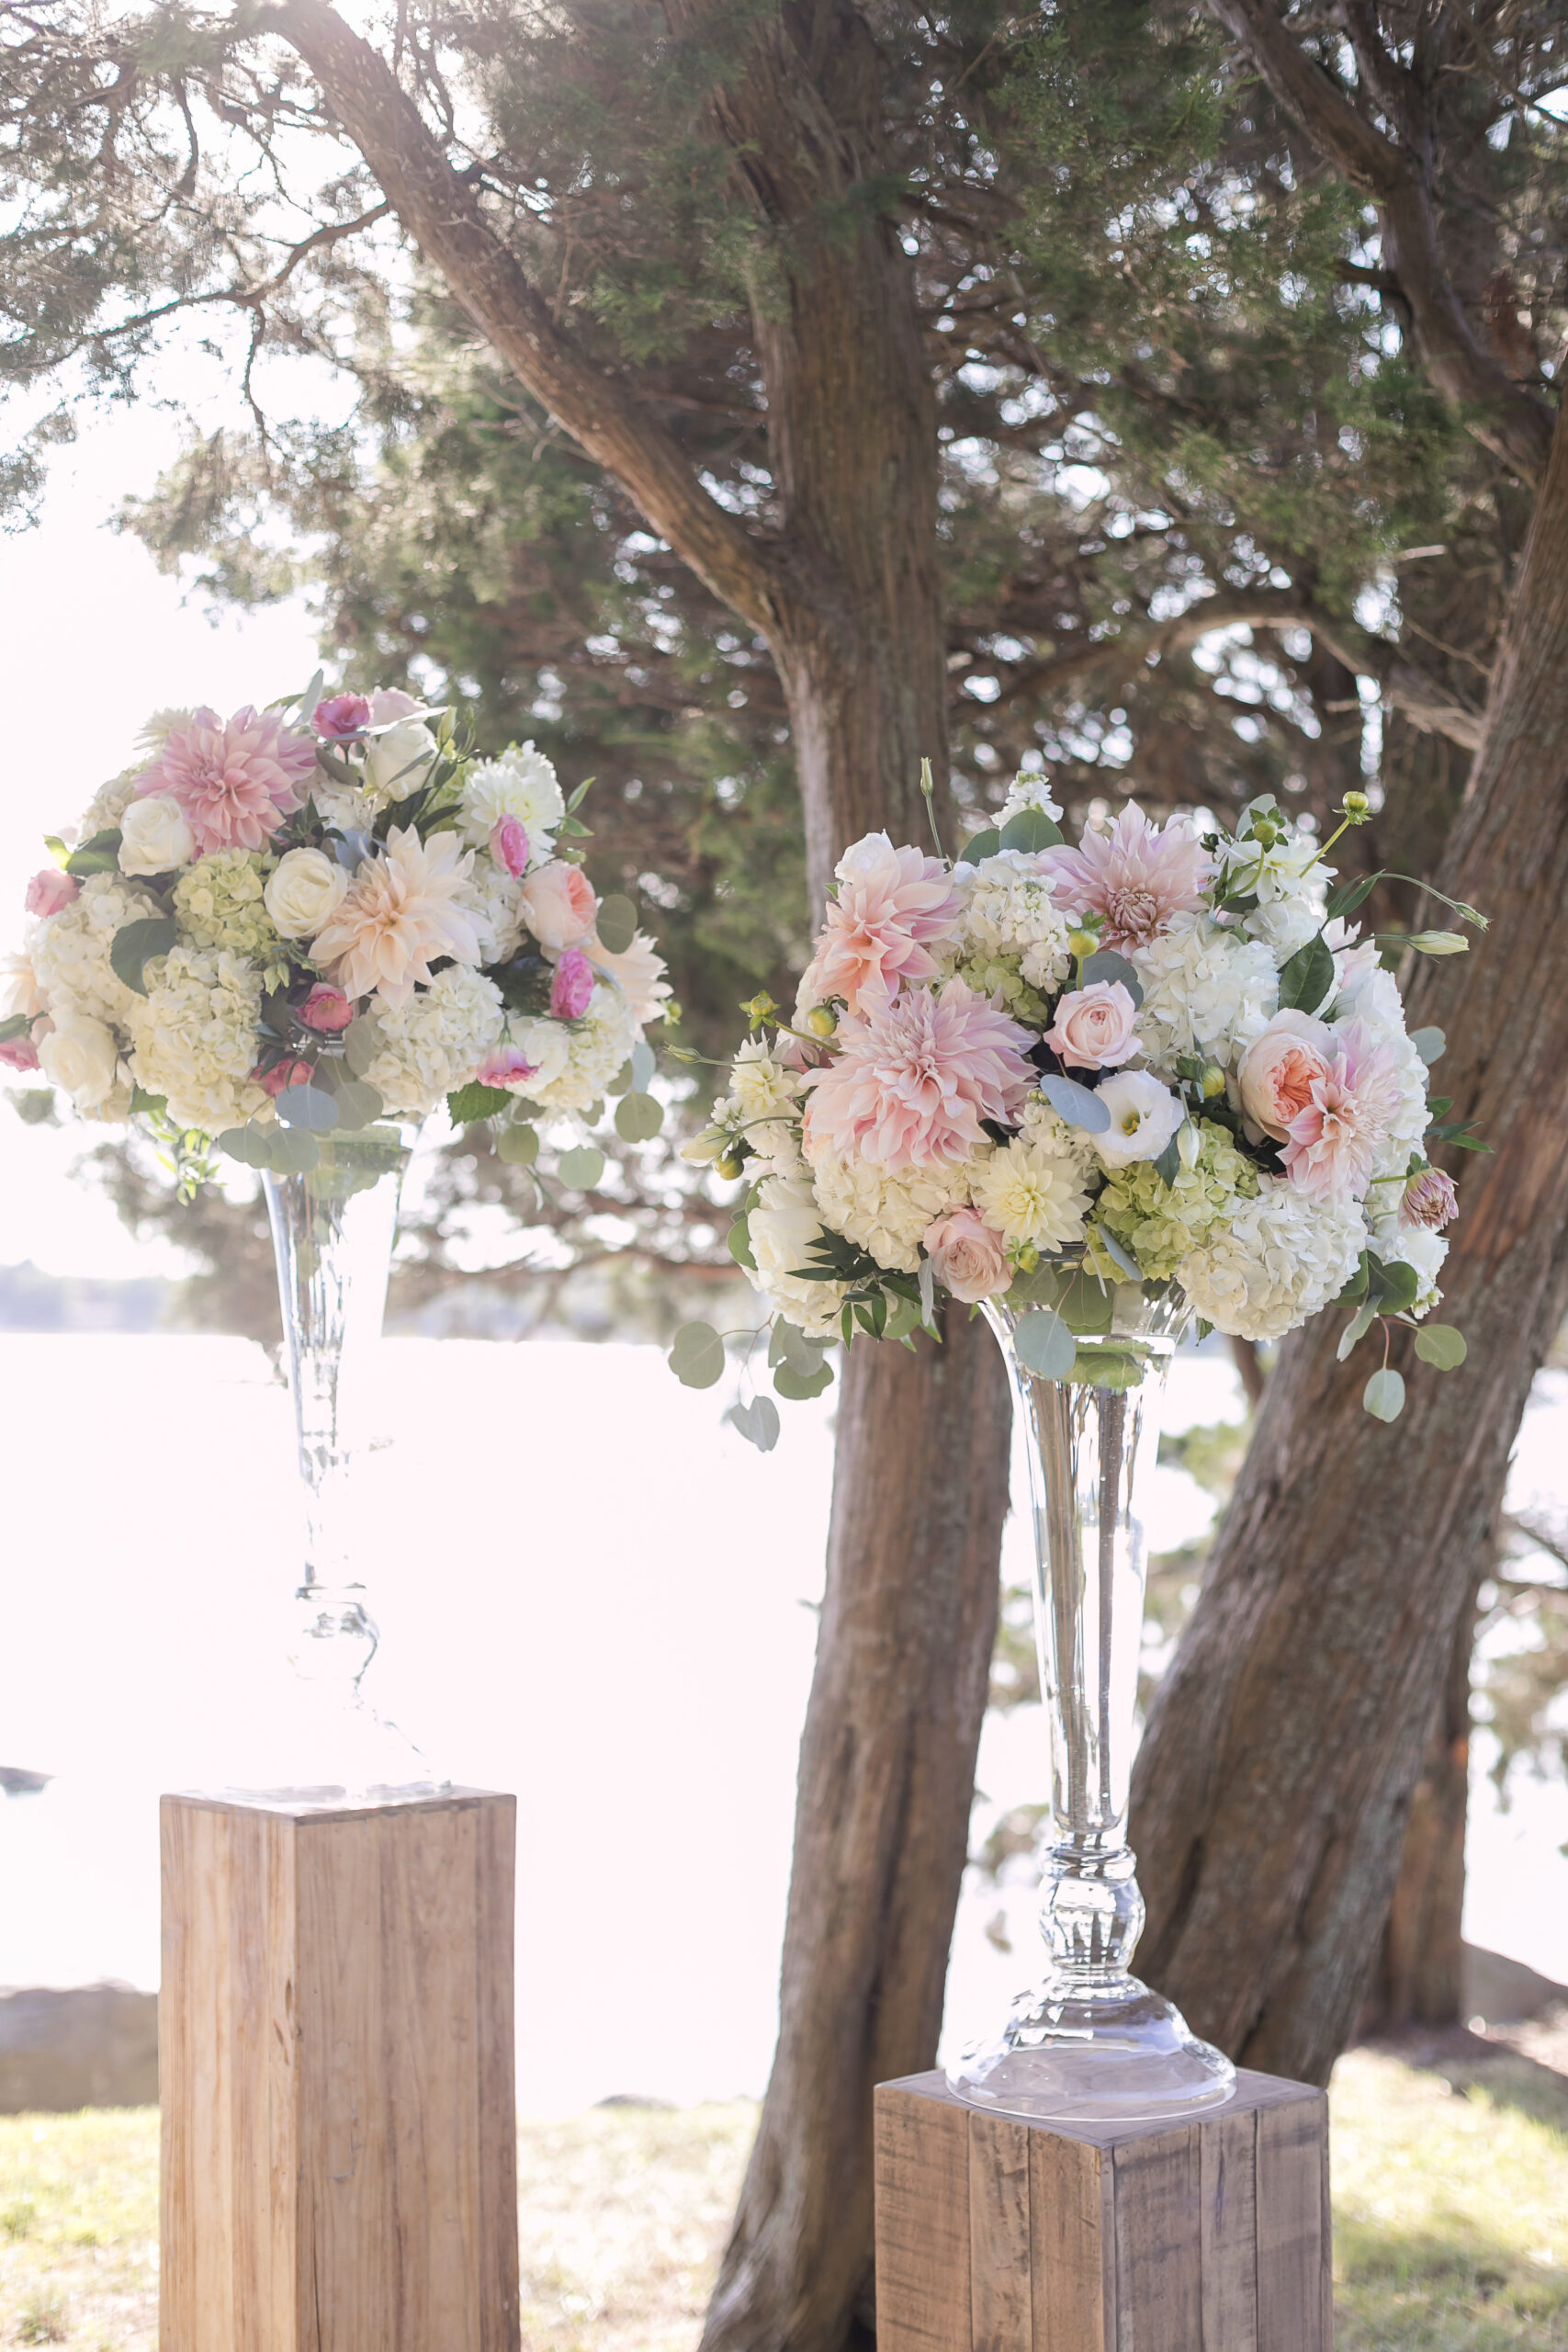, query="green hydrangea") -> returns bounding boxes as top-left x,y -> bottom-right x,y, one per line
1095,1120 -> 1260,1283
174,851 -> 285,977
953,954 -> 1054,1029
